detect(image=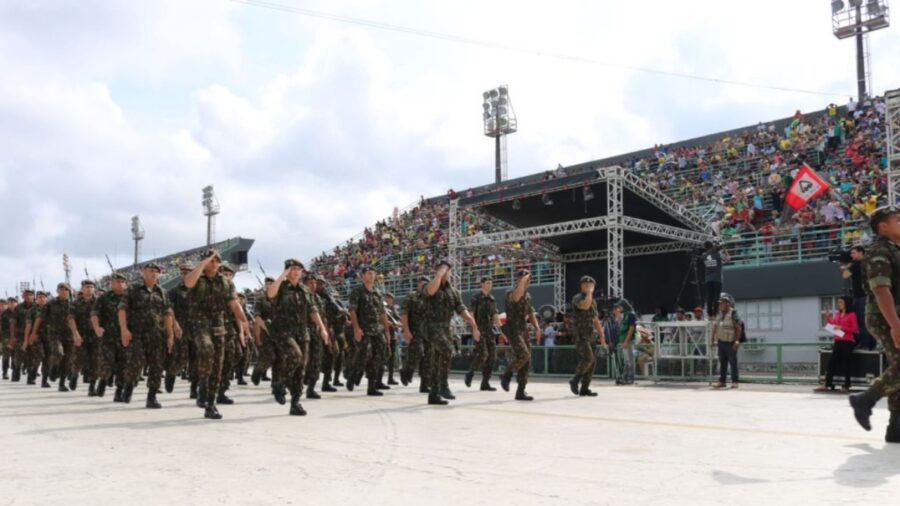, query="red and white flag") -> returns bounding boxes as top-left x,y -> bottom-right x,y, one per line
785,163 -> 829,210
